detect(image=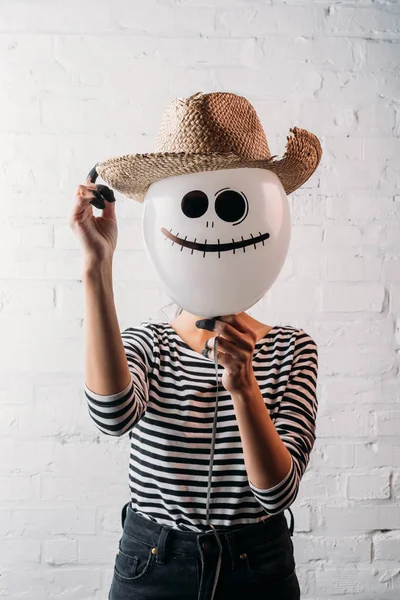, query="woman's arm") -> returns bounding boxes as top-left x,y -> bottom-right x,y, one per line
232,329 -> 318,514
